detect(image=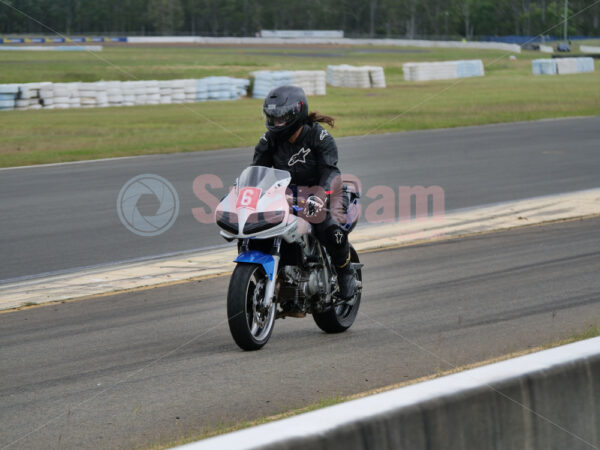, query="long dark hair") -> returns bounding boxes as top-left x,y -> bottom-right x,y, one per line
307,111 -> 335,128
